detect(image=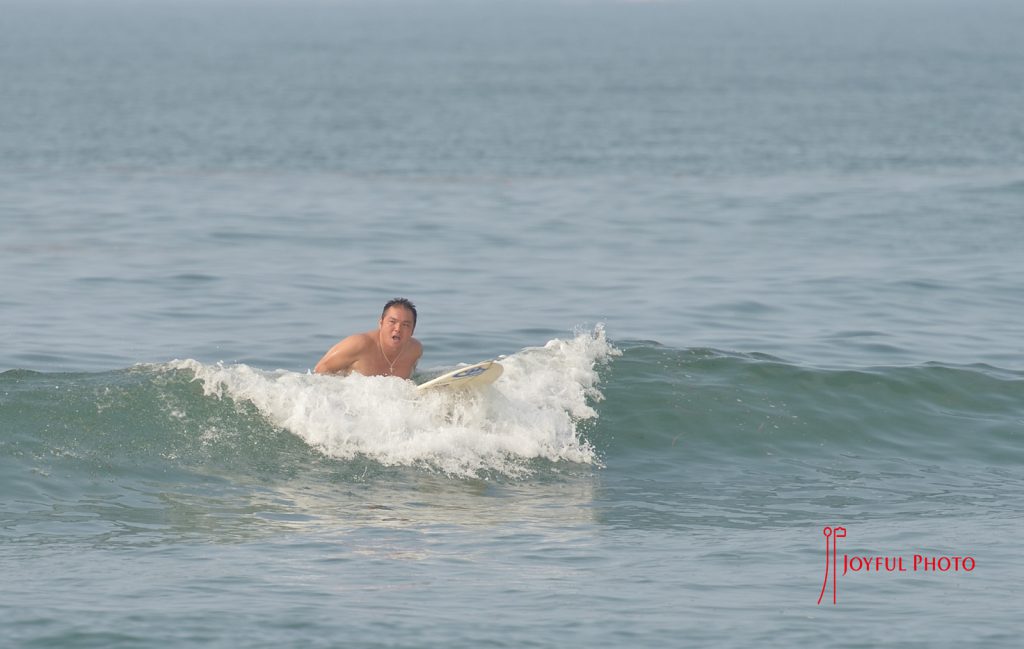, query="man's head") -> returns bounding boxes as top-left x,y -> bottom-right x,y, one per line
379,298 -> 417,352
381,298 -> 417,329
